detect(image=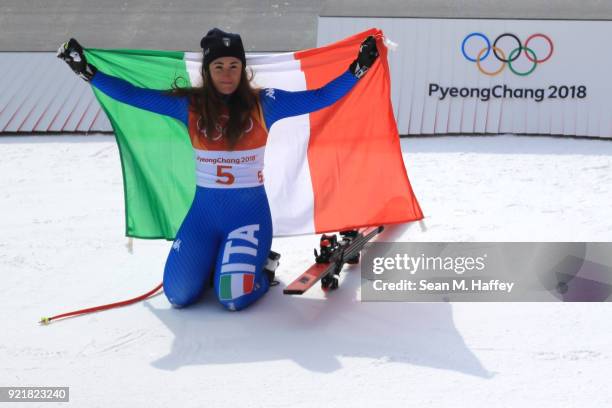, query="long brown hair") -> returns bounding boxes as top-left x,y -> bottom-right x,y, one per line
168,64 -> 260,149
